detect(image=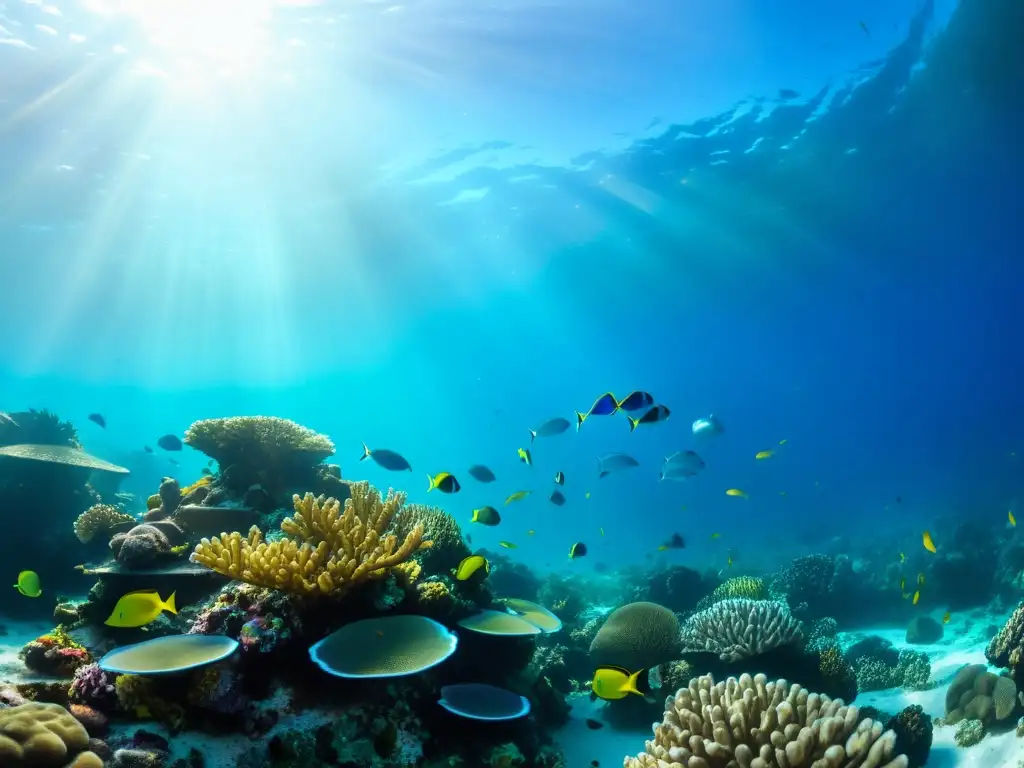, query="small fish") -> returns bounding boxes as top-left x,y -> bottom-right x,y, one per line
144,445 -> 153,453
585,718 -> 604,730
468,465 -> 496,483
517,447 -> 532,467
455,554 -> 489,580
599,527 -> 604,536
105,590 -> 177,627
616,391 -> 655,412
691,414 -> 724,437
575,392 -> 619,431
499,541 -> 518,549
725,488 -> 748,499
755,450 -> 773,460
657,533 -> 685,551
627,404 -> 670,433
778,491 -> 787,497
922,531 -> 937,553
0,412 -> 18,427
943,611 -> 951,624
157,434 -> 182,451
859,19 -> 870,36
549,490 -> 566,506
660,450 -> 705,481
569,541 -> 587,559
470,506 -> 501,526
427,472 -> 461,493
585,491 -> 592,499
710,533 -> 721,540
505,490 -> 531,505
592,665 -> 644,701
917,573 -> 925,586
597,453 -> 639,478
529,417 -> 571,442
726,554 -> 733,568
360,443 -> 412,472
527,529 -> 535,536
88,413 -> 106,428
912,590 -> 920,605
13,570 -> 41,598
1010,510 -> 1017,527
900,552 -> 906,563
900,577 -> 906,591
554,471 -> 564,485
779,439 -> 788,445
